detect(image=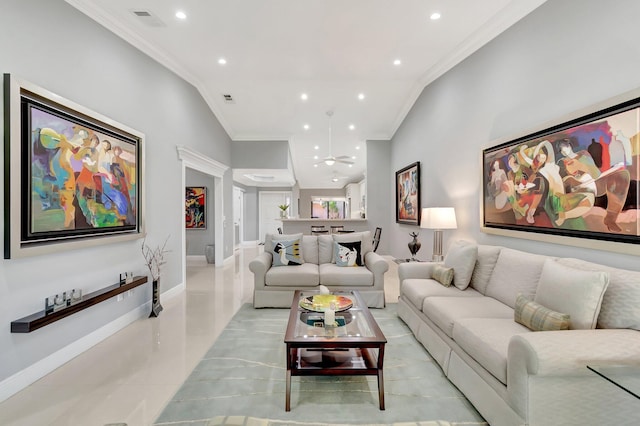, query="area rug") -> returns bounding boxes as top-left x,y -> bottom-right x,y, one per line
154,304 -> 486,426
